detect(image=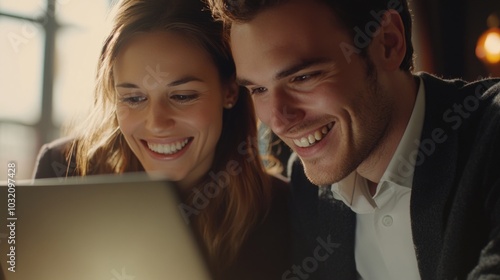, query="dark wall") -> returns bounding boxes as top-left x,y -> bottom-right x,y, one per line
412,0 -> 500,80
